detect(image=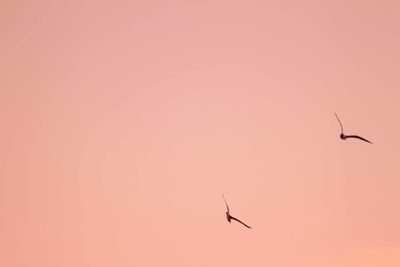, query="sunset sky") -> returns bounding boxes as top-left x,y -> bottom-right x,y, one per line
1,1 -> 400,266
